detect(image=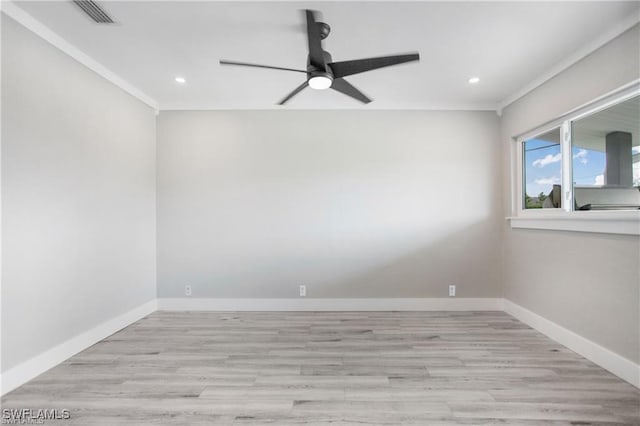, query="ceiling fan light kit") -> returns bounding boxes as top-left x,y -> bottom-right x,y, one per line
220,9 -> 420,105
308,74 -> 333,90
